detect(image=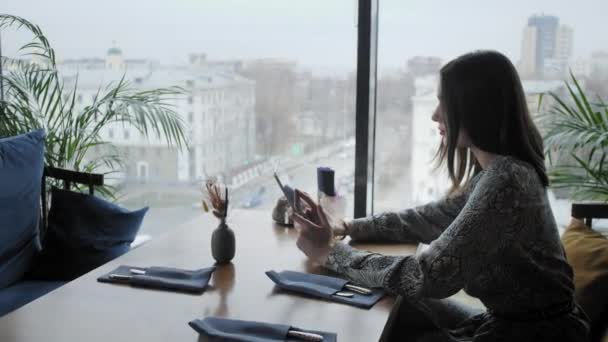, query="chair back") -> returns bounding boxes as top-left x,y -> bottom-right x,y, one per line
571,203 -> 608,229
570,202 -> 608,342
41,166 -> 104,234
